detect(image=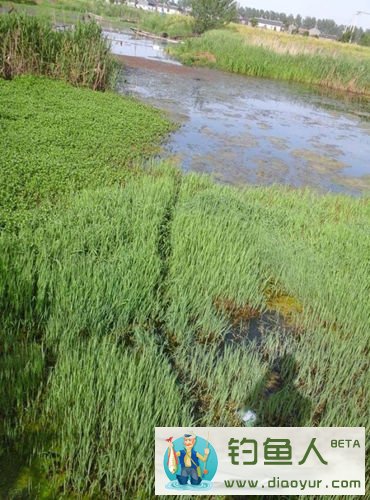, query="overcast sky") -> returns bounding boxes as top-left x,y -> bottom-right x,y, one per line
238,0 -> 370,29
